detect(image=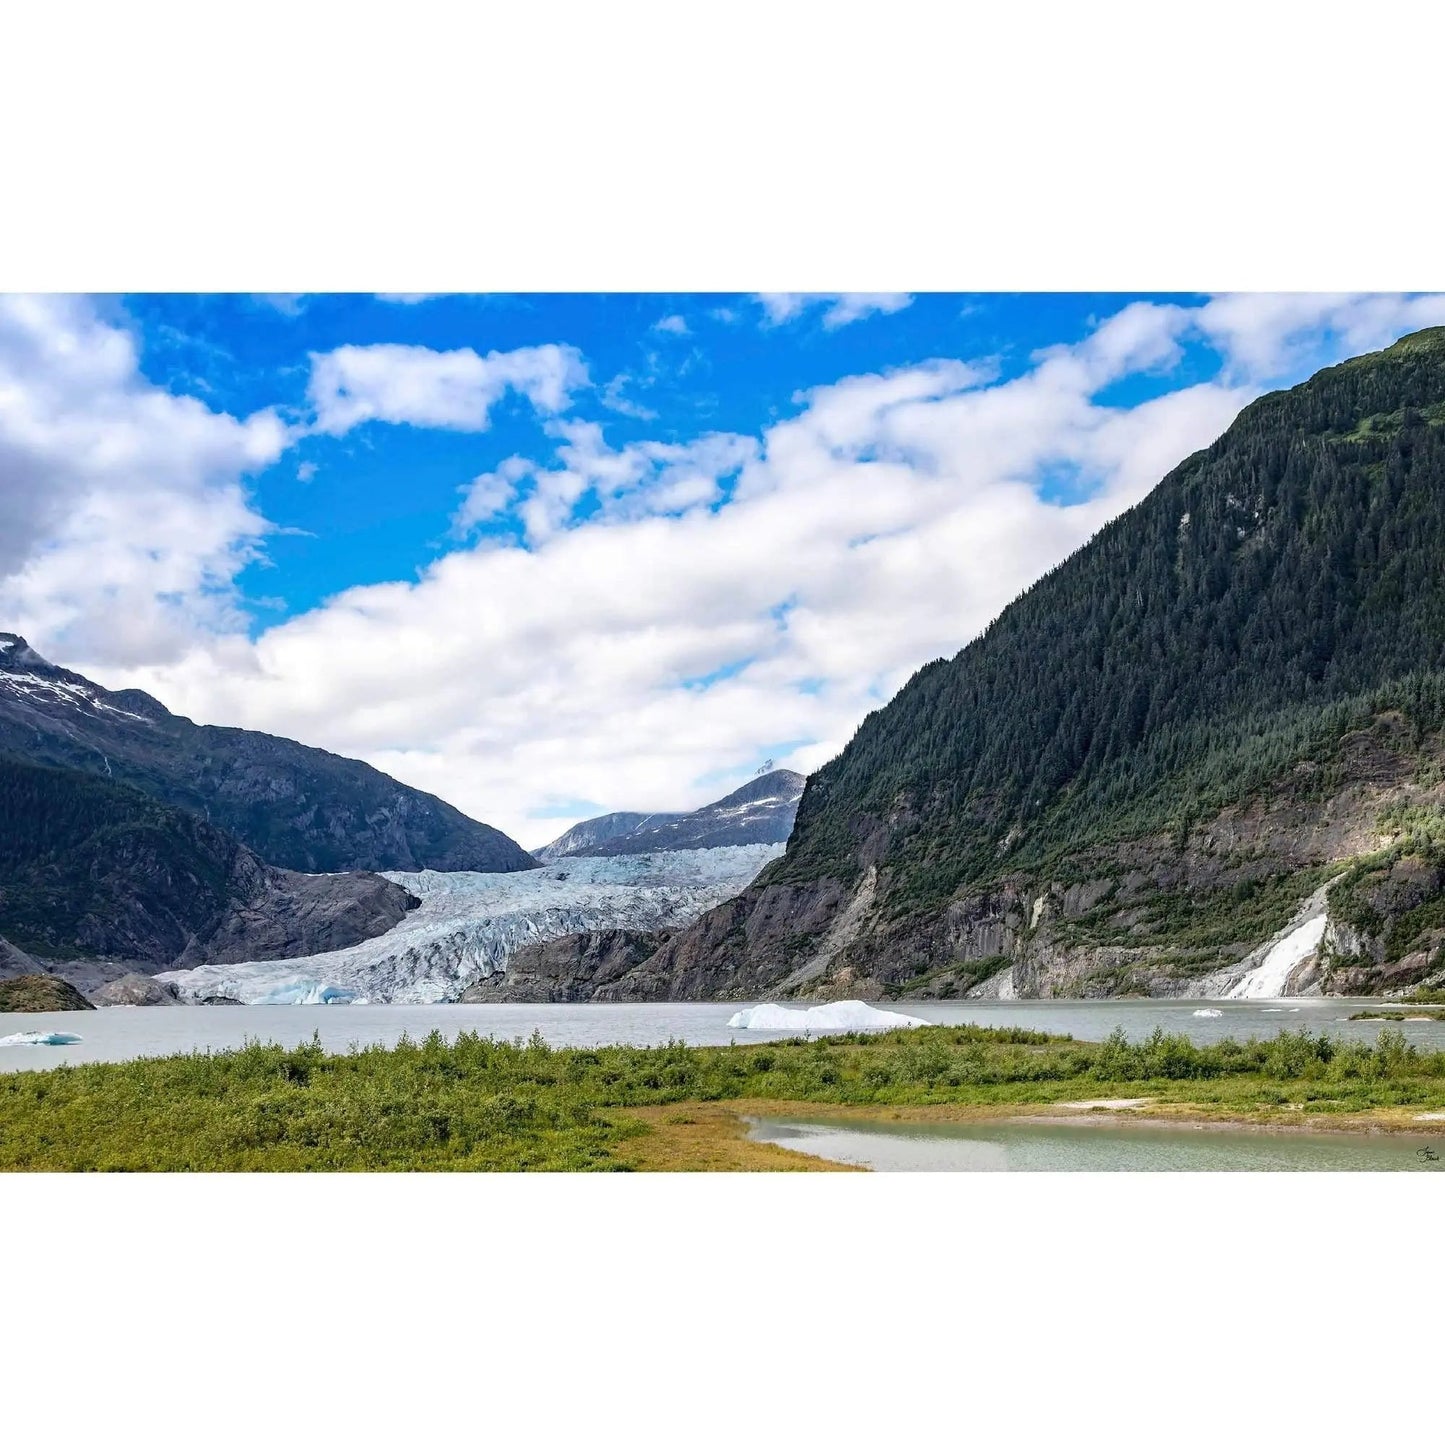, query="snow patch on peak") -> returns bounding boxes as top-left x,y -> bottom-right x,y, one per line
0,670 -> 155,723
